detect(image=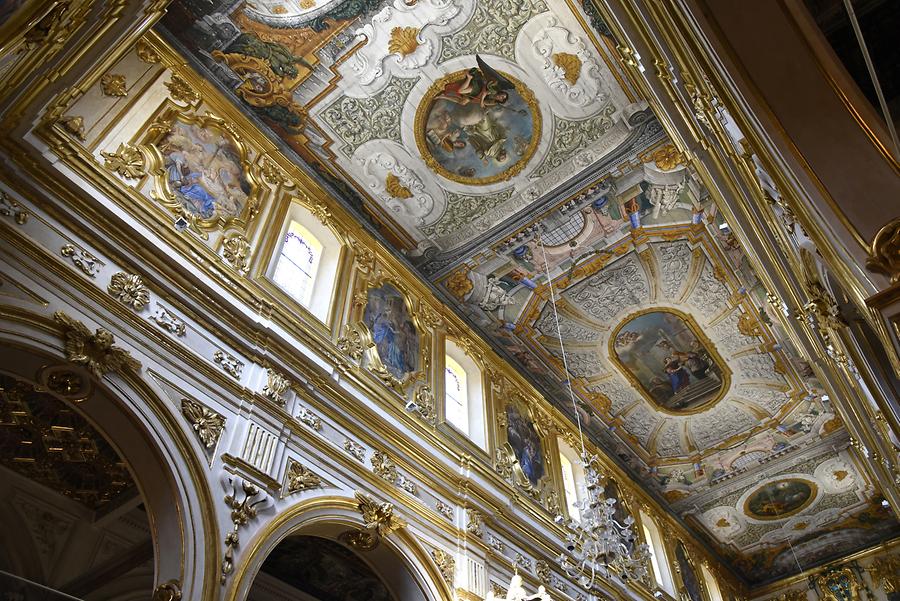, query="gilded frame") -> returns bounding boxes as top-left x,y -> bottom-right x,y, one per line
413,69 -> 542,186
142,107 -> 264,236
607,307 -> 732,415
498,393 -> 551,492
